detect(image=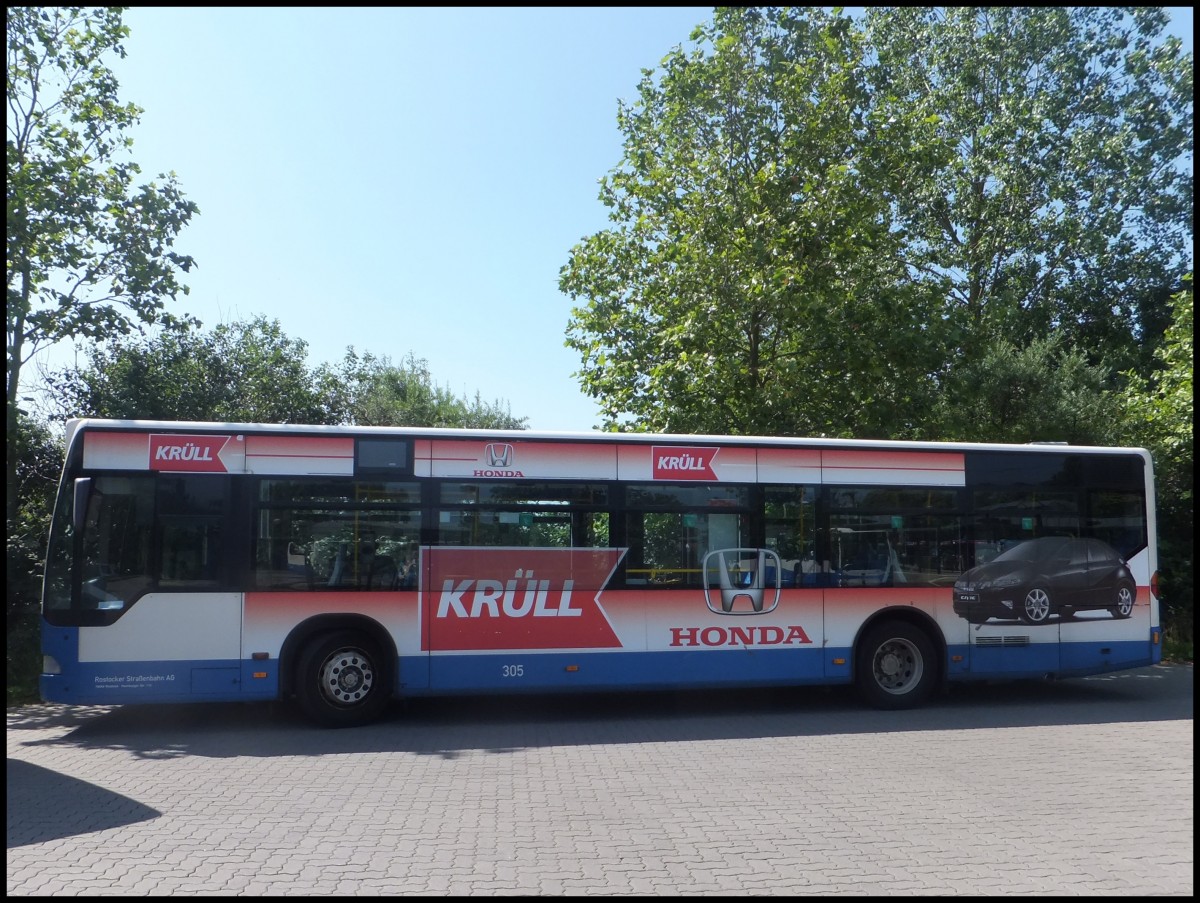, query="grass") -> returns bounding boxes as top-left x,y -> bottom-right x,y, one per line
1162,616 -> 1194,663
